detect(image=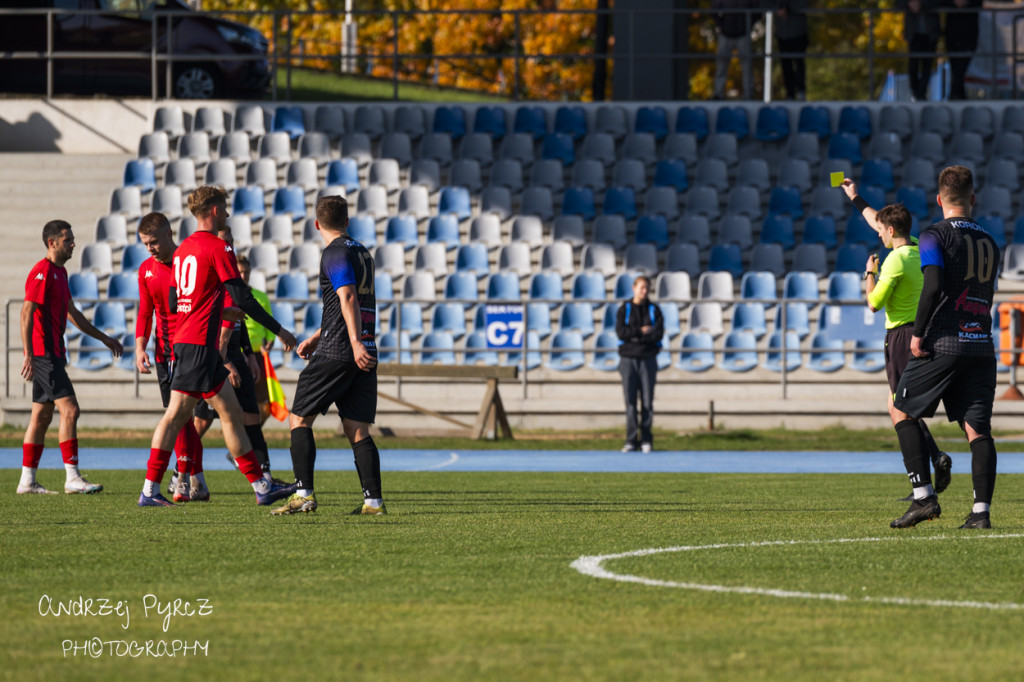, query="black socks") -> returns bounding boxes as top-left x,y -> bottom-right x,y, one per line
895,419 -> 932,489
290,426 -> 316,491
352,436 -> 382,500
245,424 -> 271,473
969,435 -> 997,505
